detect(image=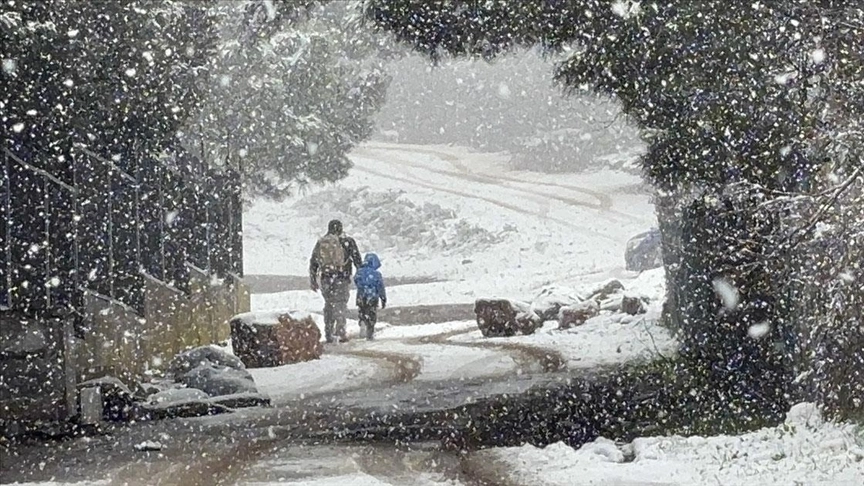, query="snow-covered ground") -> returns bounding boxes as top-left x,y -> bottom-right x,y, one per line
451,315 -> 674,370
9,146 -> 853,486
241,142 -> 669,400
244,270 -> 674,398
231,143 -> 856,486
244,142 -> 655,304
450,269 -> 676,369
374,320 -> 476,340
249,355 -> 382,405
354,340 -> 518,382
473,403 -> 864,486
